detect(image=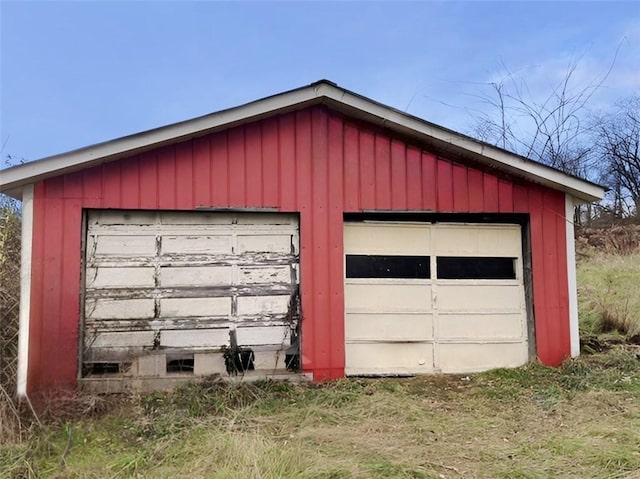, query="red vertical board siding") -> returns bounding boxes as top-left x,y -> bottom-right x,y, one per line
175,142 -> 193,209
157,146 -> 176,209
374,135 -> 392,209
139,152 -> 158,209
245,123 -> 263,207
405,147 -> 422,210
342,123 -> 360,212
390,140 -> 407,210
27,184 -> 46,390
278,115 -> 297,211
327,113 -> 346,375
27,106 -> 573,392
498,179 -> 514,213
513,183 -> 529,213
210,132 -> 229,206
467,167 -> 484,212
228,128 -> 246,206
358,129 -> 376,209
261,118 -> 280,208
483,173 -> 499,211
436,158 -> 454,211
452,164 -> 469,211
192,139 -> 211,207
421,152 -> 437,210
310,109 -> 332,377
60,200 -> 82,383
294,110 -> 315,375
